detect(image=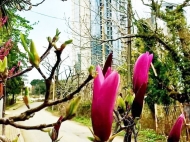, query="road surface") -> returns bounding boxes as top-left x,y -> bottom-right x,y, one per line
6,102 -> 124,142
